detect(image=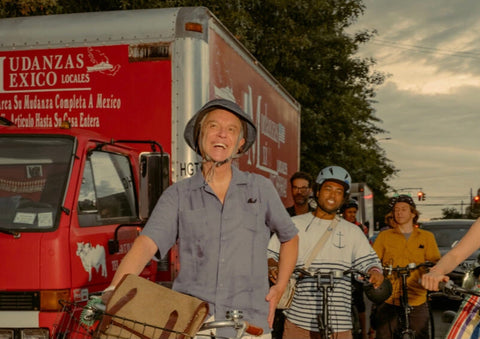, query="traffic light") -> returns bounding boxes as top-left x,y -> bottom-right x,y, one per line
422,192 -> 426,201
417,191 -> 423,201
474,195 -> 480,205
